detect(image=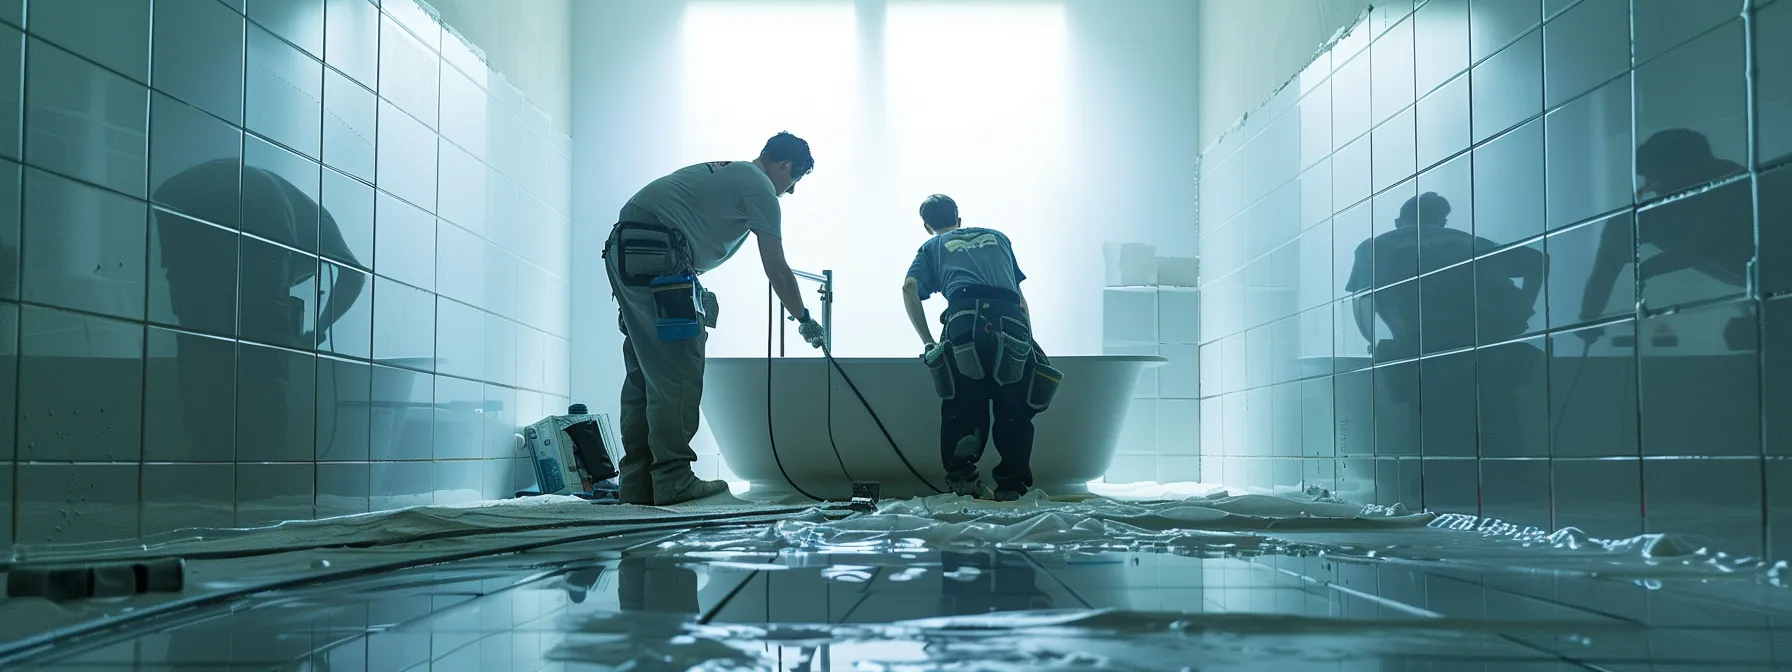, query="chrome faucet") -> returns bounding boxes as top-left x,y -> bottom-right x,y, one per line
778,268 -> 833,352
